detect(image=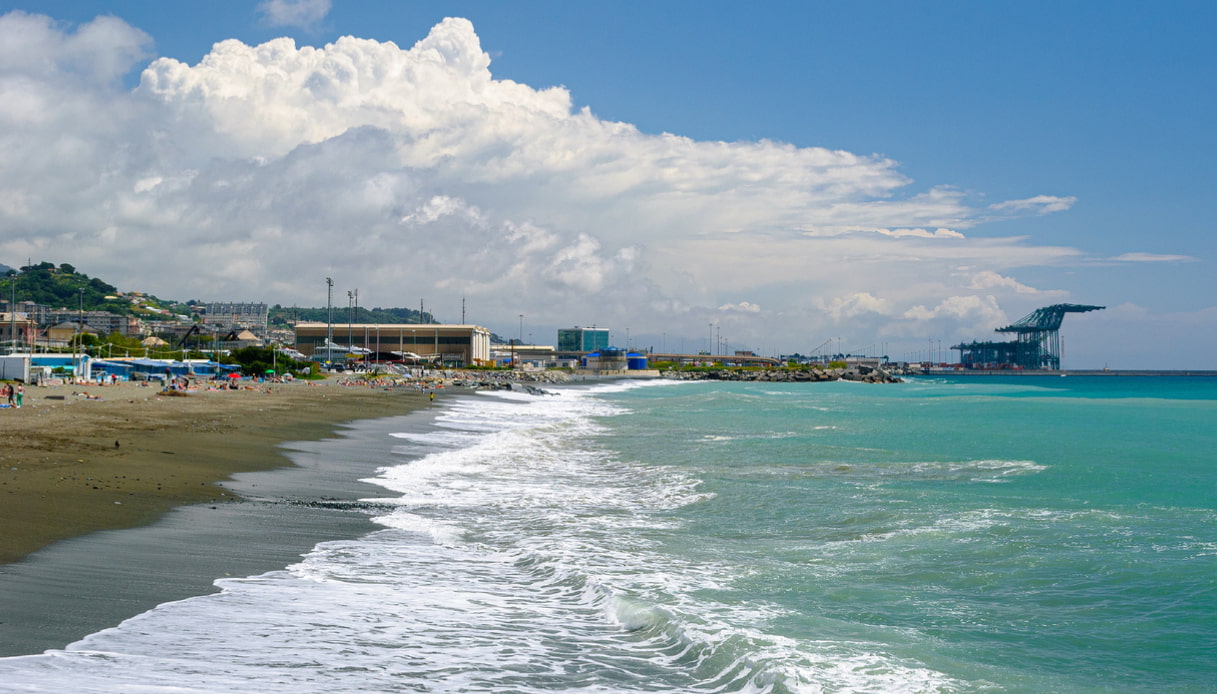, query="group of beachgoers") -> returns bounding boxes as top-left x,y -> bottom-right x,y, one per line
1,382 -> 24,408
